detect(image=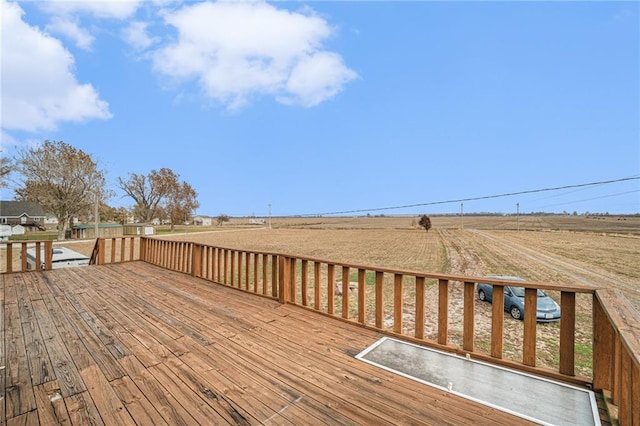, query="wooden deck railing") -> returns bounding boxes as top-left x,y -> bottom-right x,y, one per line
4,236 -> 638,423
1,240 -> 53,272
89,236 -> 139,265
